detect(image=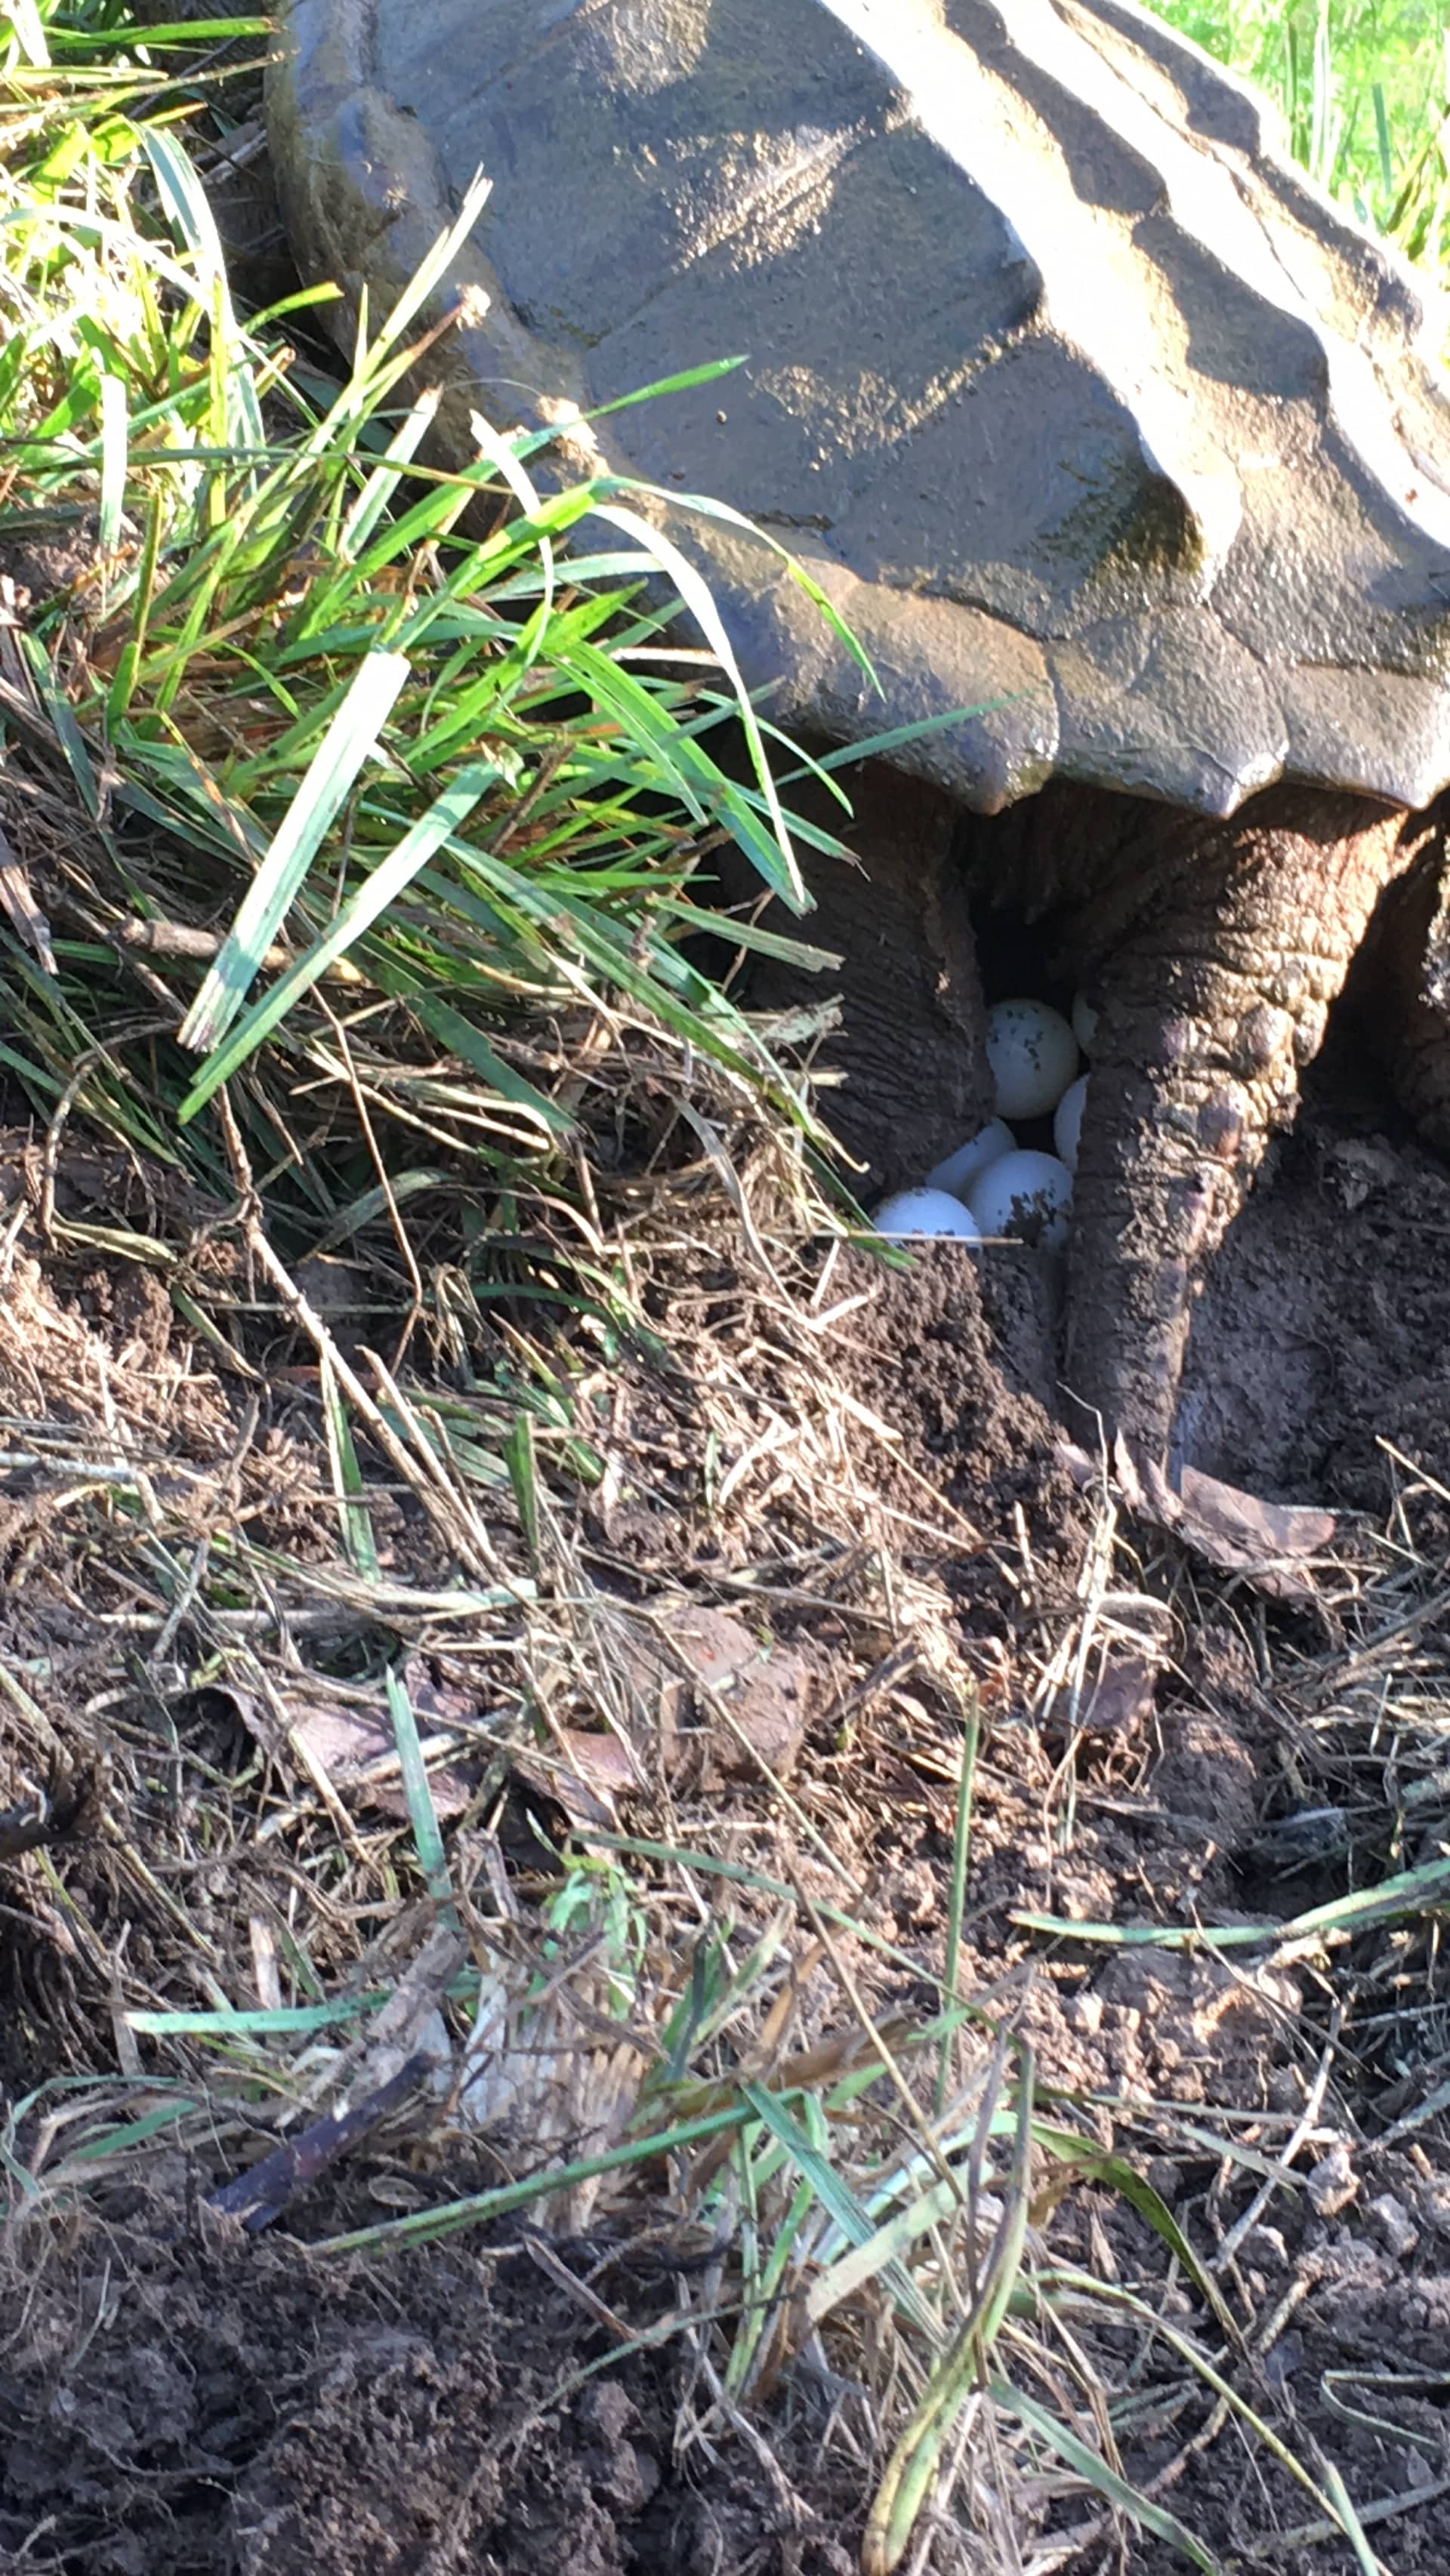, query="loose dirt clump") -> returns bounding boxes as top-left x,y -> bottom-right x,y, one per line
824,1241 -> 1089,1580
0,2202 -> 856,2576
